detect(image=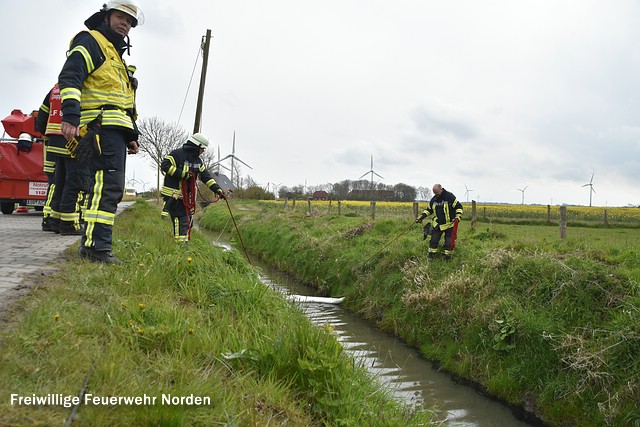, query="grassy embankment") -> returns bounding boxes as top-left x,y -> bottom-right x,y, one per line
199,199 -> 640,427
0,200 -> 434,426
